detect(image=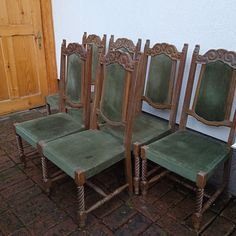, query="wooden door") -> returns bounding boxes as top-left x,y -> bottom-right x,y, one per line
0,0 -> 49,115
